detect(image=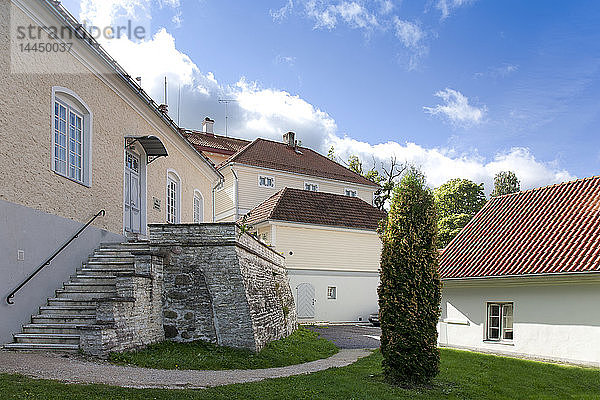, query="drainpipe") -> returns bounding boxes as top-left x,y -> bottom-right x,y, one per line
230,165 -> 239,221
212,177 -> 223,222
